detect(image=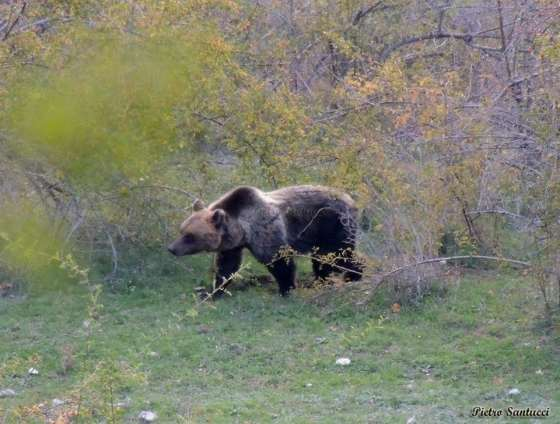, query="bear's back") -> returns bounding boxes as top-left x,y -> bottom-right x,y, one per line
266,185 -> 356,212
